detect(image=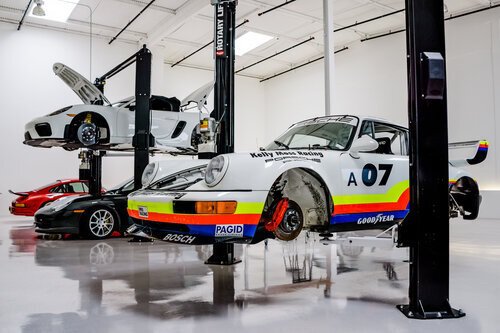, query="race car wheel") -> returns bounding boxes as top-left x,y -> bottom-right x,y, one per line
274,200 -> 303,241
77,123 -> 99,146
82,208 -> 116,239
